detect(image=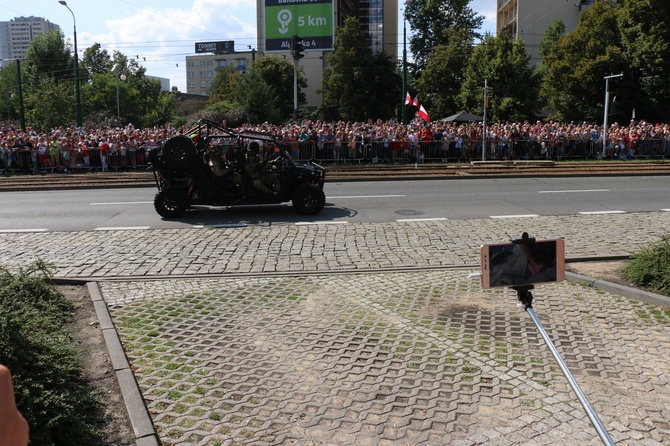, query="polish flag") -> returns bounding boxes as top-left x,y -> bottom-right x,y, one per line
412,96 -> 420,108
405,92 -> 412,105
417,105 -> 430,123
